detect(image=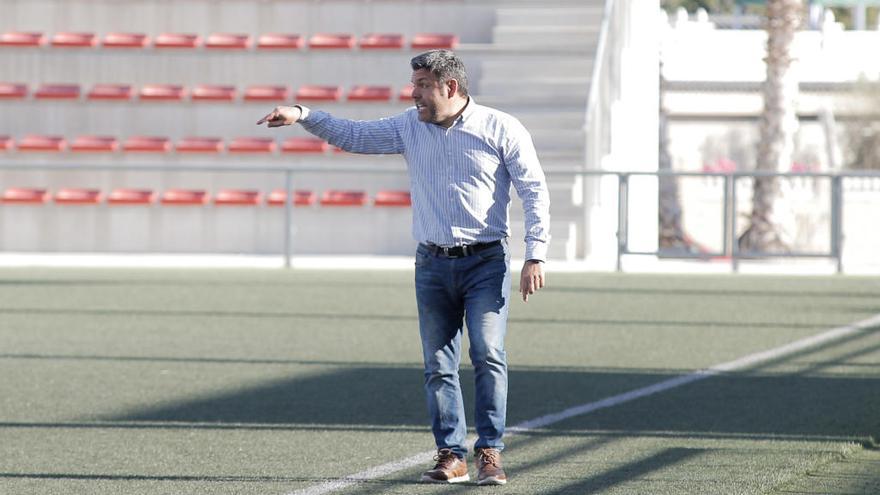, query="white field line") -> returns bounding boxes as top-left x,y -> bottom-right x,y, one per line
288,313 -> 880,495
